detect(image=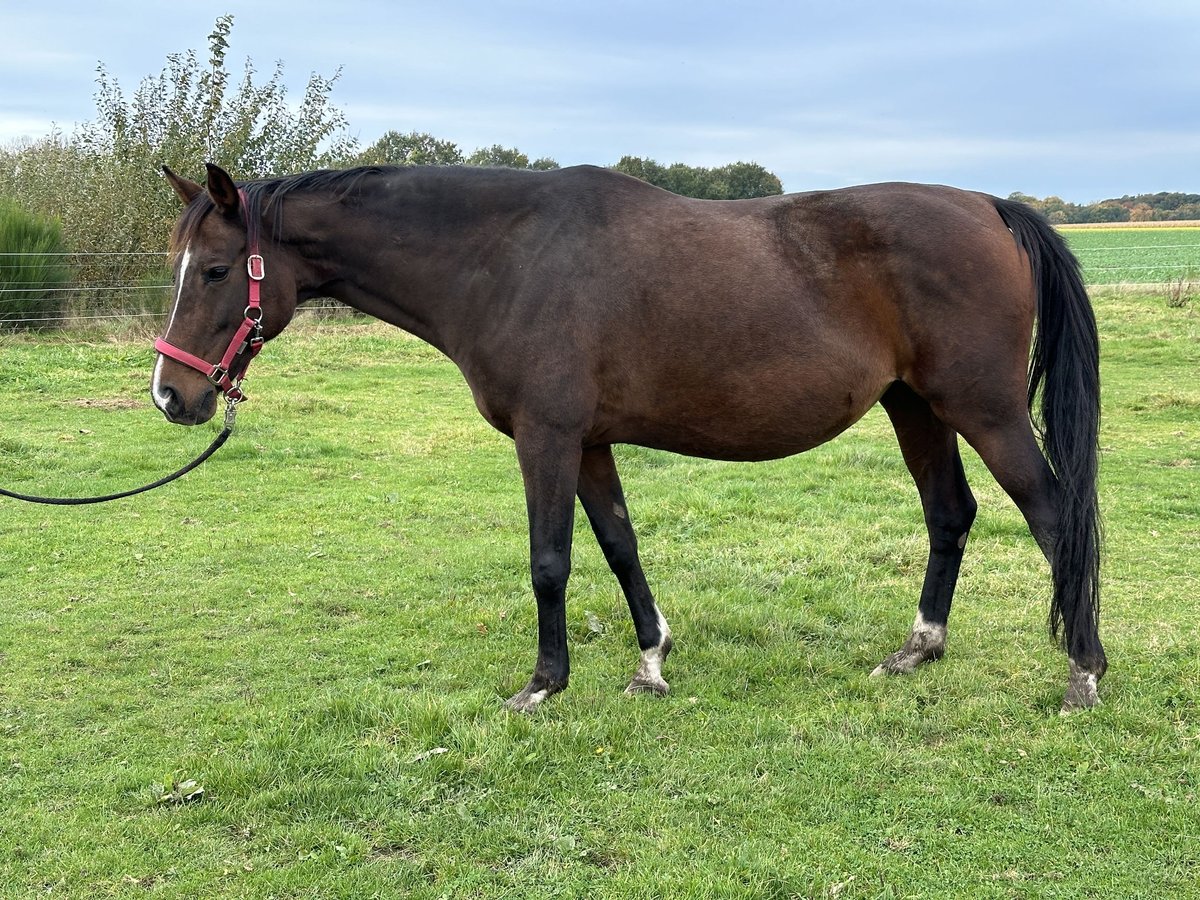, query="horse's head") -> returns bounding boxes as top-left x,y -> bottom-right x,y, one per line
153,164 -> 297,425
